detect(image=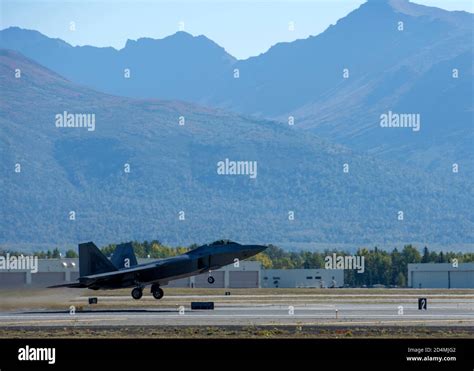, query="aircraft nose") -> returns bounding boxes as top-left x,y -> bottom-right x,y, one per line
249,245 -> 267,255
237,244 -> 268,259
